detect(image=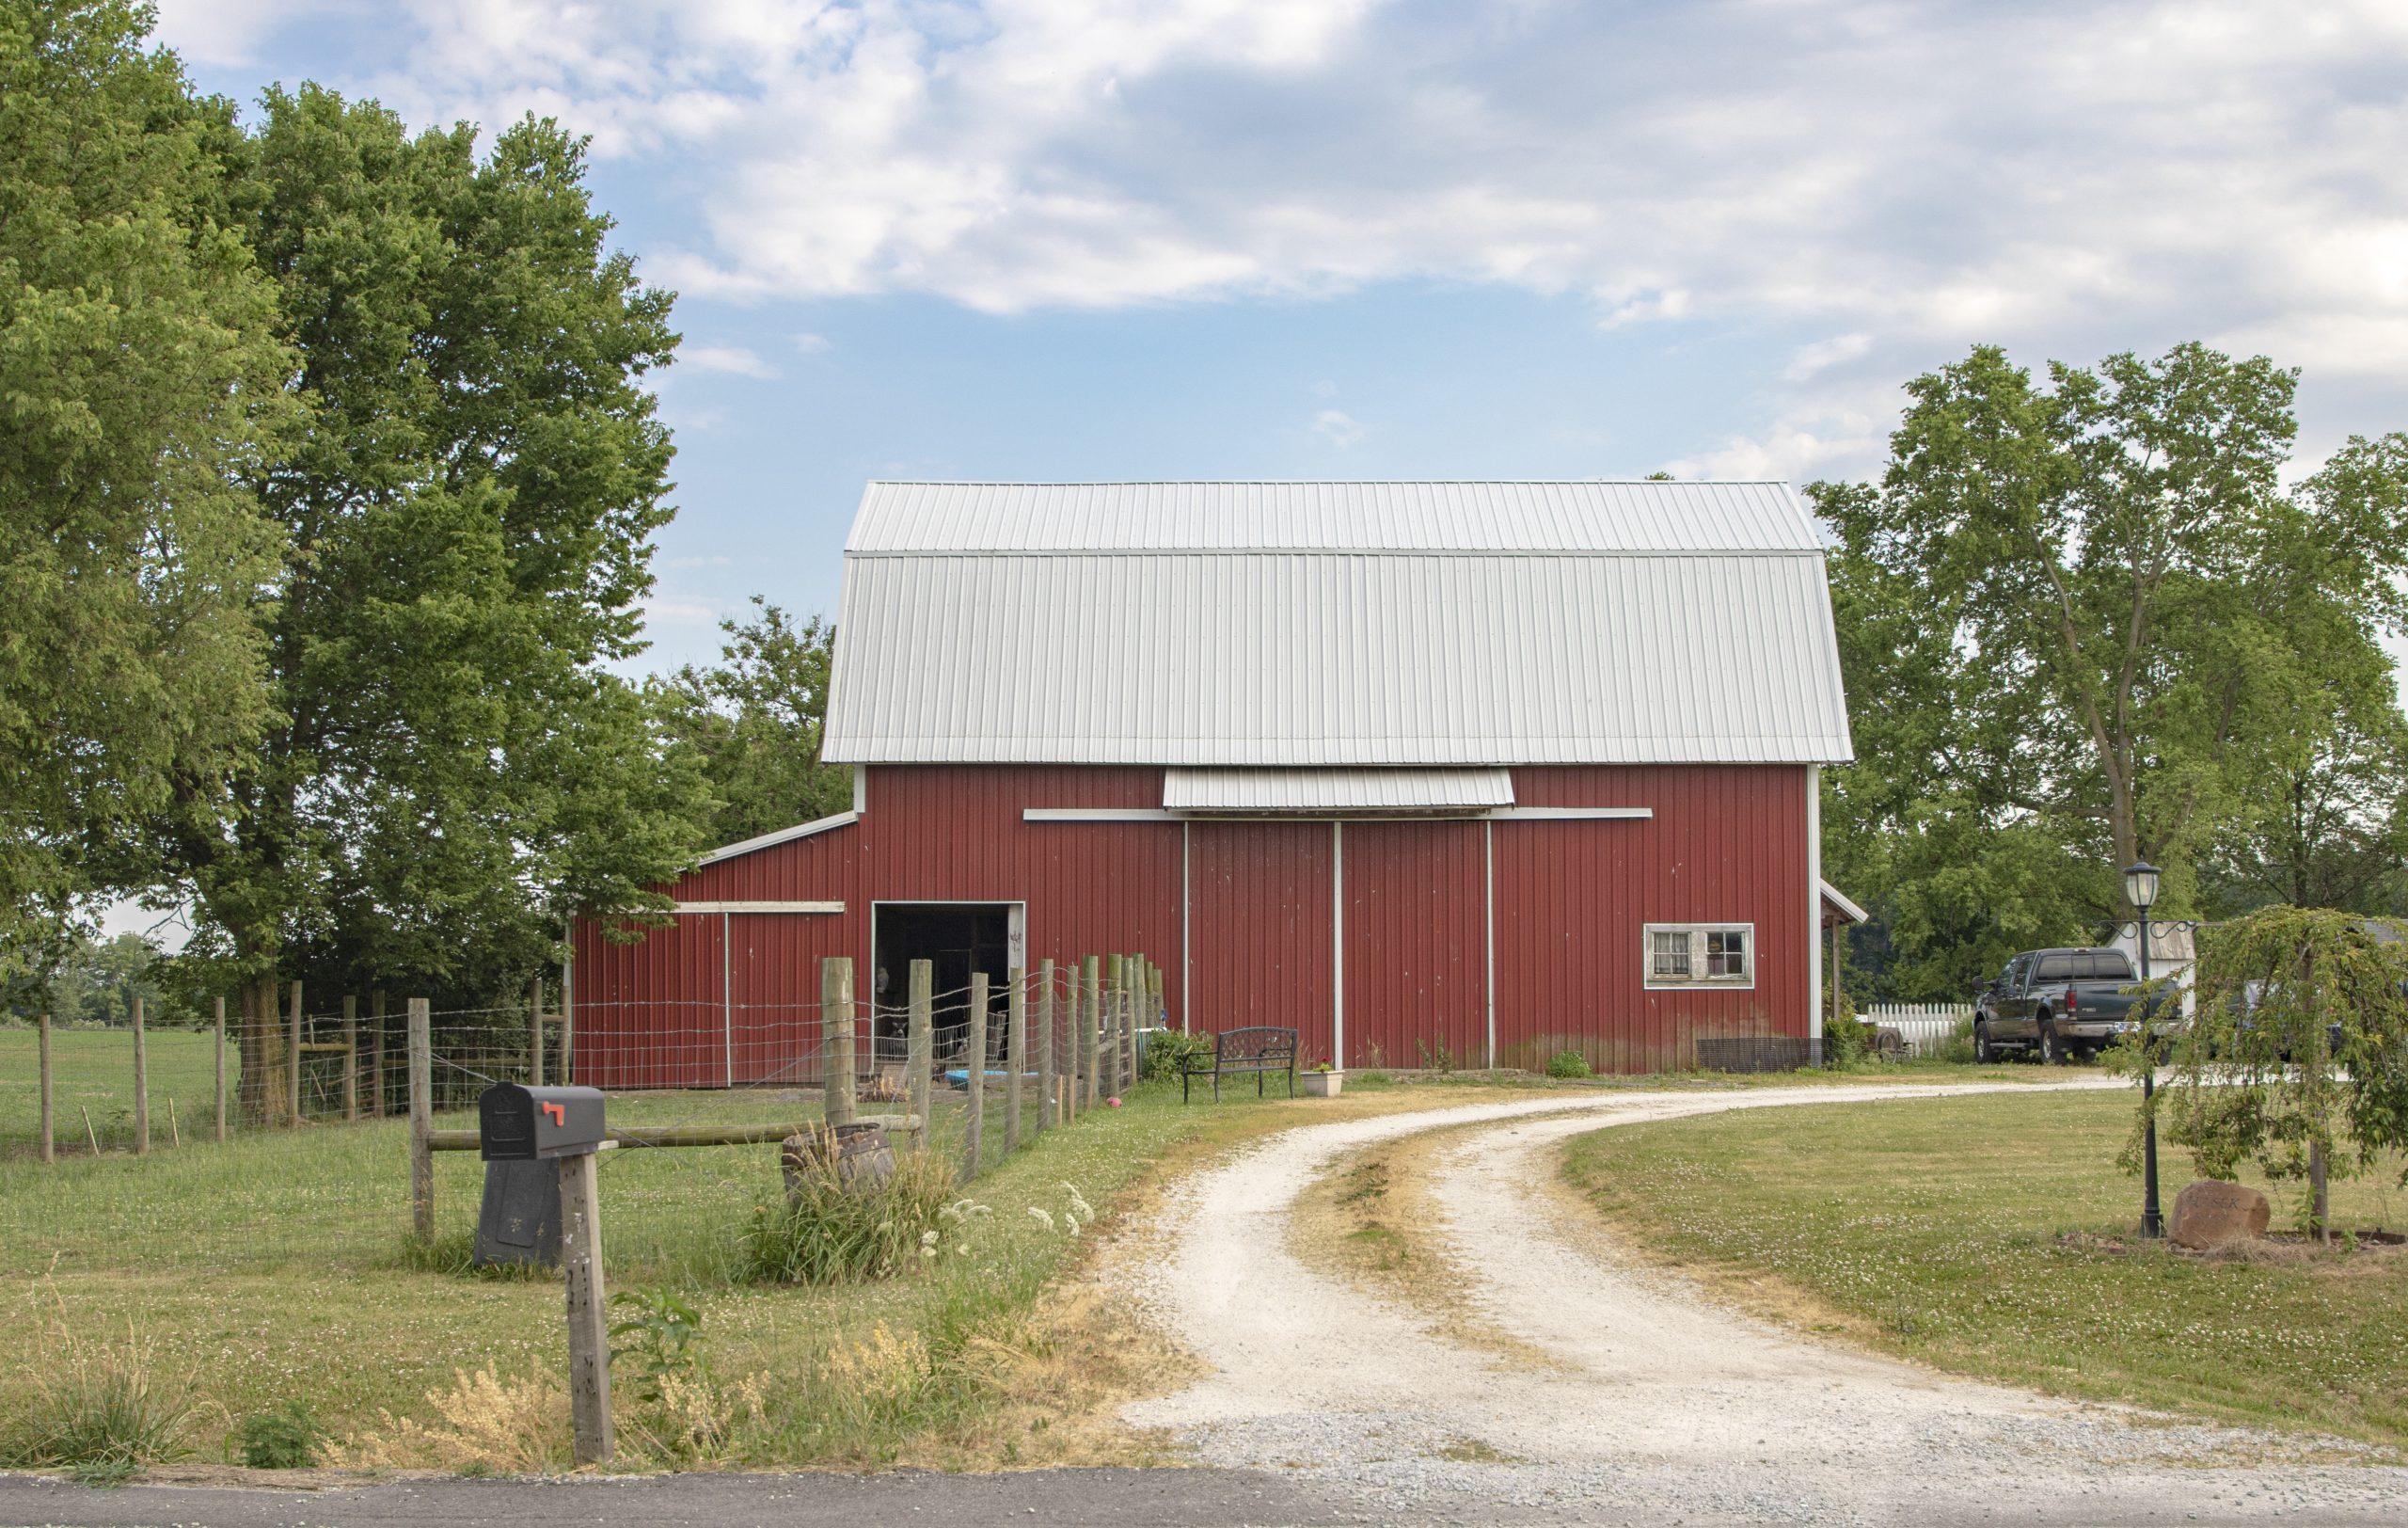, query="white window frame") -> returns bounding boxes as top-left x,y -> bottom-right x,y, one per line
1642,923 -> 1756,990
